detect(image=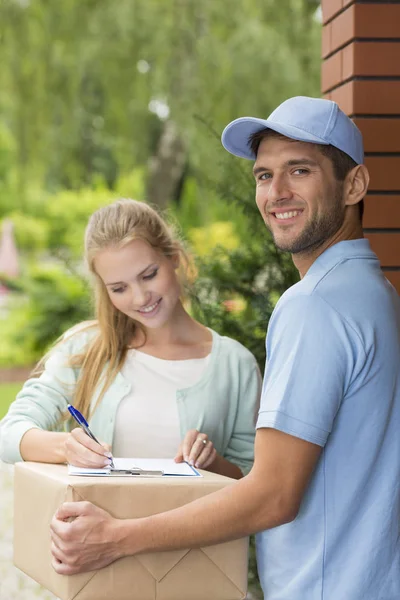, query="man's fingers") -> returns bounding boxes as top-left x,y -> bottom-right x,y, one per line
53,501 -> 89,522
50,518 -> 71,542
50,539 -> 81,570
51,540 -> 67,563
51,557 -> 79,576
50,515 -> 74,545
